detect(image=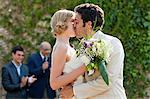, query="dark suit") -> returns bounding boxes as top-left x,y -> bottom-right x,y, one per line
27,52 -> 56,99
2,62 -> 29,99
